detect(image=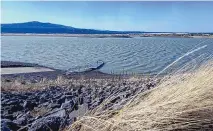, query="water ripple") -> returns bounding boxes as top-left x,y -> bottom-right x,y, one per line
2,36 -> 213,75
